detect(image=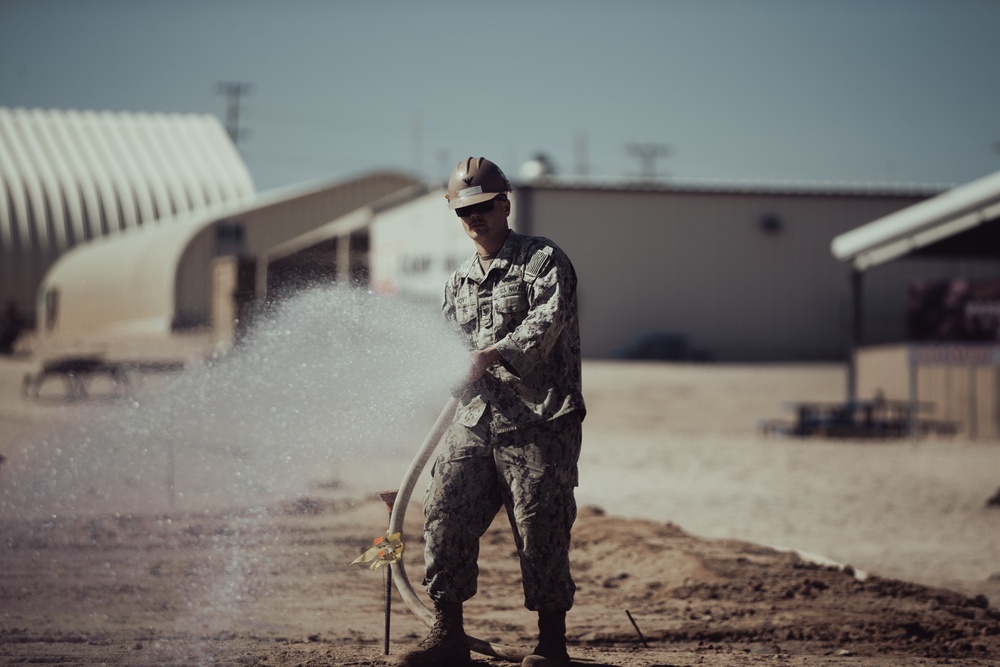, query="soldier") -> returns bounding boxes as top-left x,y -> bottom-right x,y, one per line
400,158 -> 586,667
